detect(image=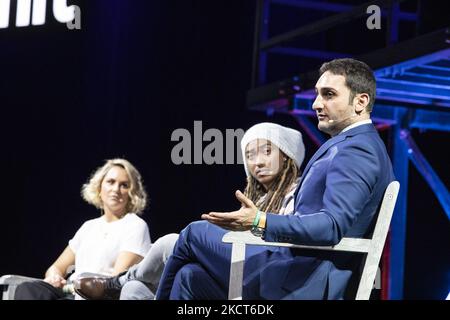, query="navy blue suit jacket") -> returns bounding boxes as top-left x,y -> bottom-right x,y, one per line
249,123 -> 394,299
